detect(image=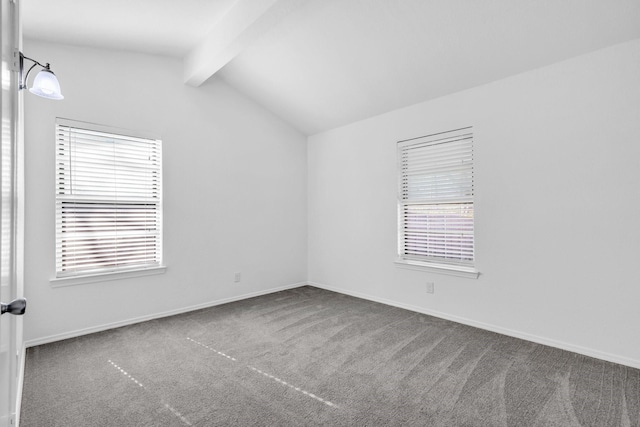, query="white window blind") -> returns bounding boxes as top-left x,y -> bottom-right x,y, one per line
398,127 -> 474,267
55,119 -> 162,278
